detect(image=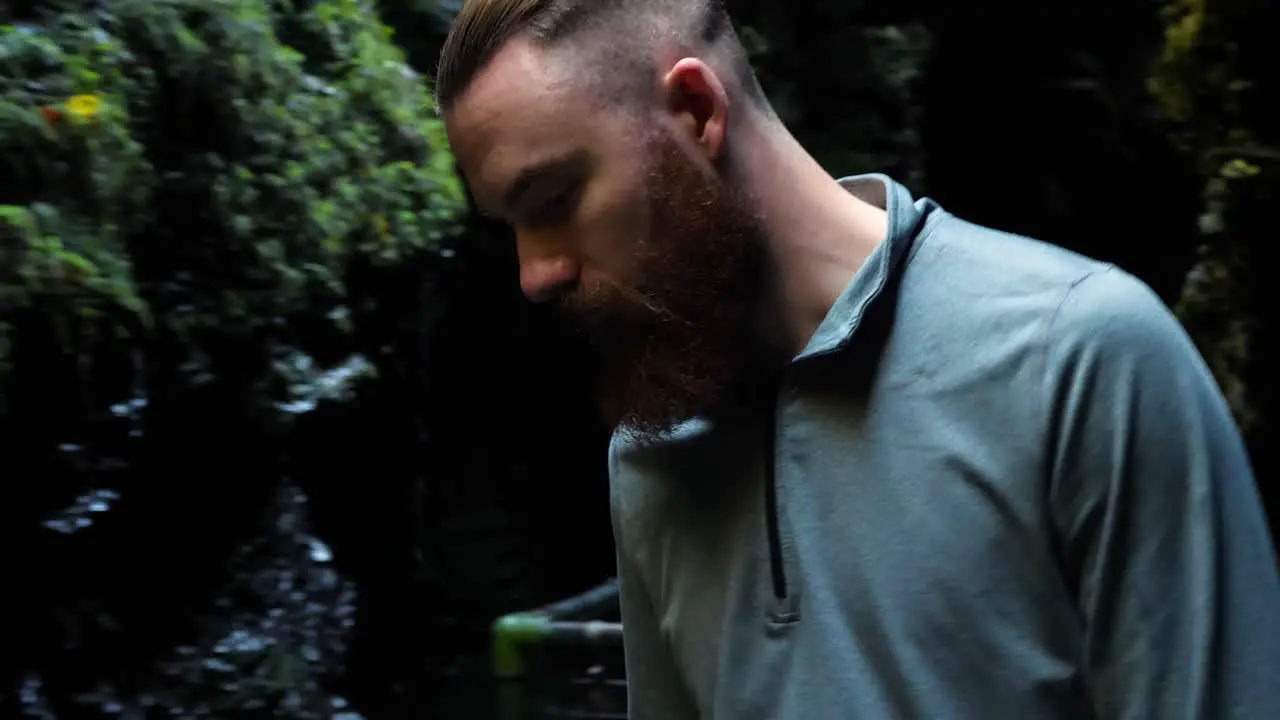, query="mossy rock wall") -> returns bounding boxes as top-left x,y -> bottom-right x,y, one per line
1150,0 -> 1279,529
0,0 -> 472,716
